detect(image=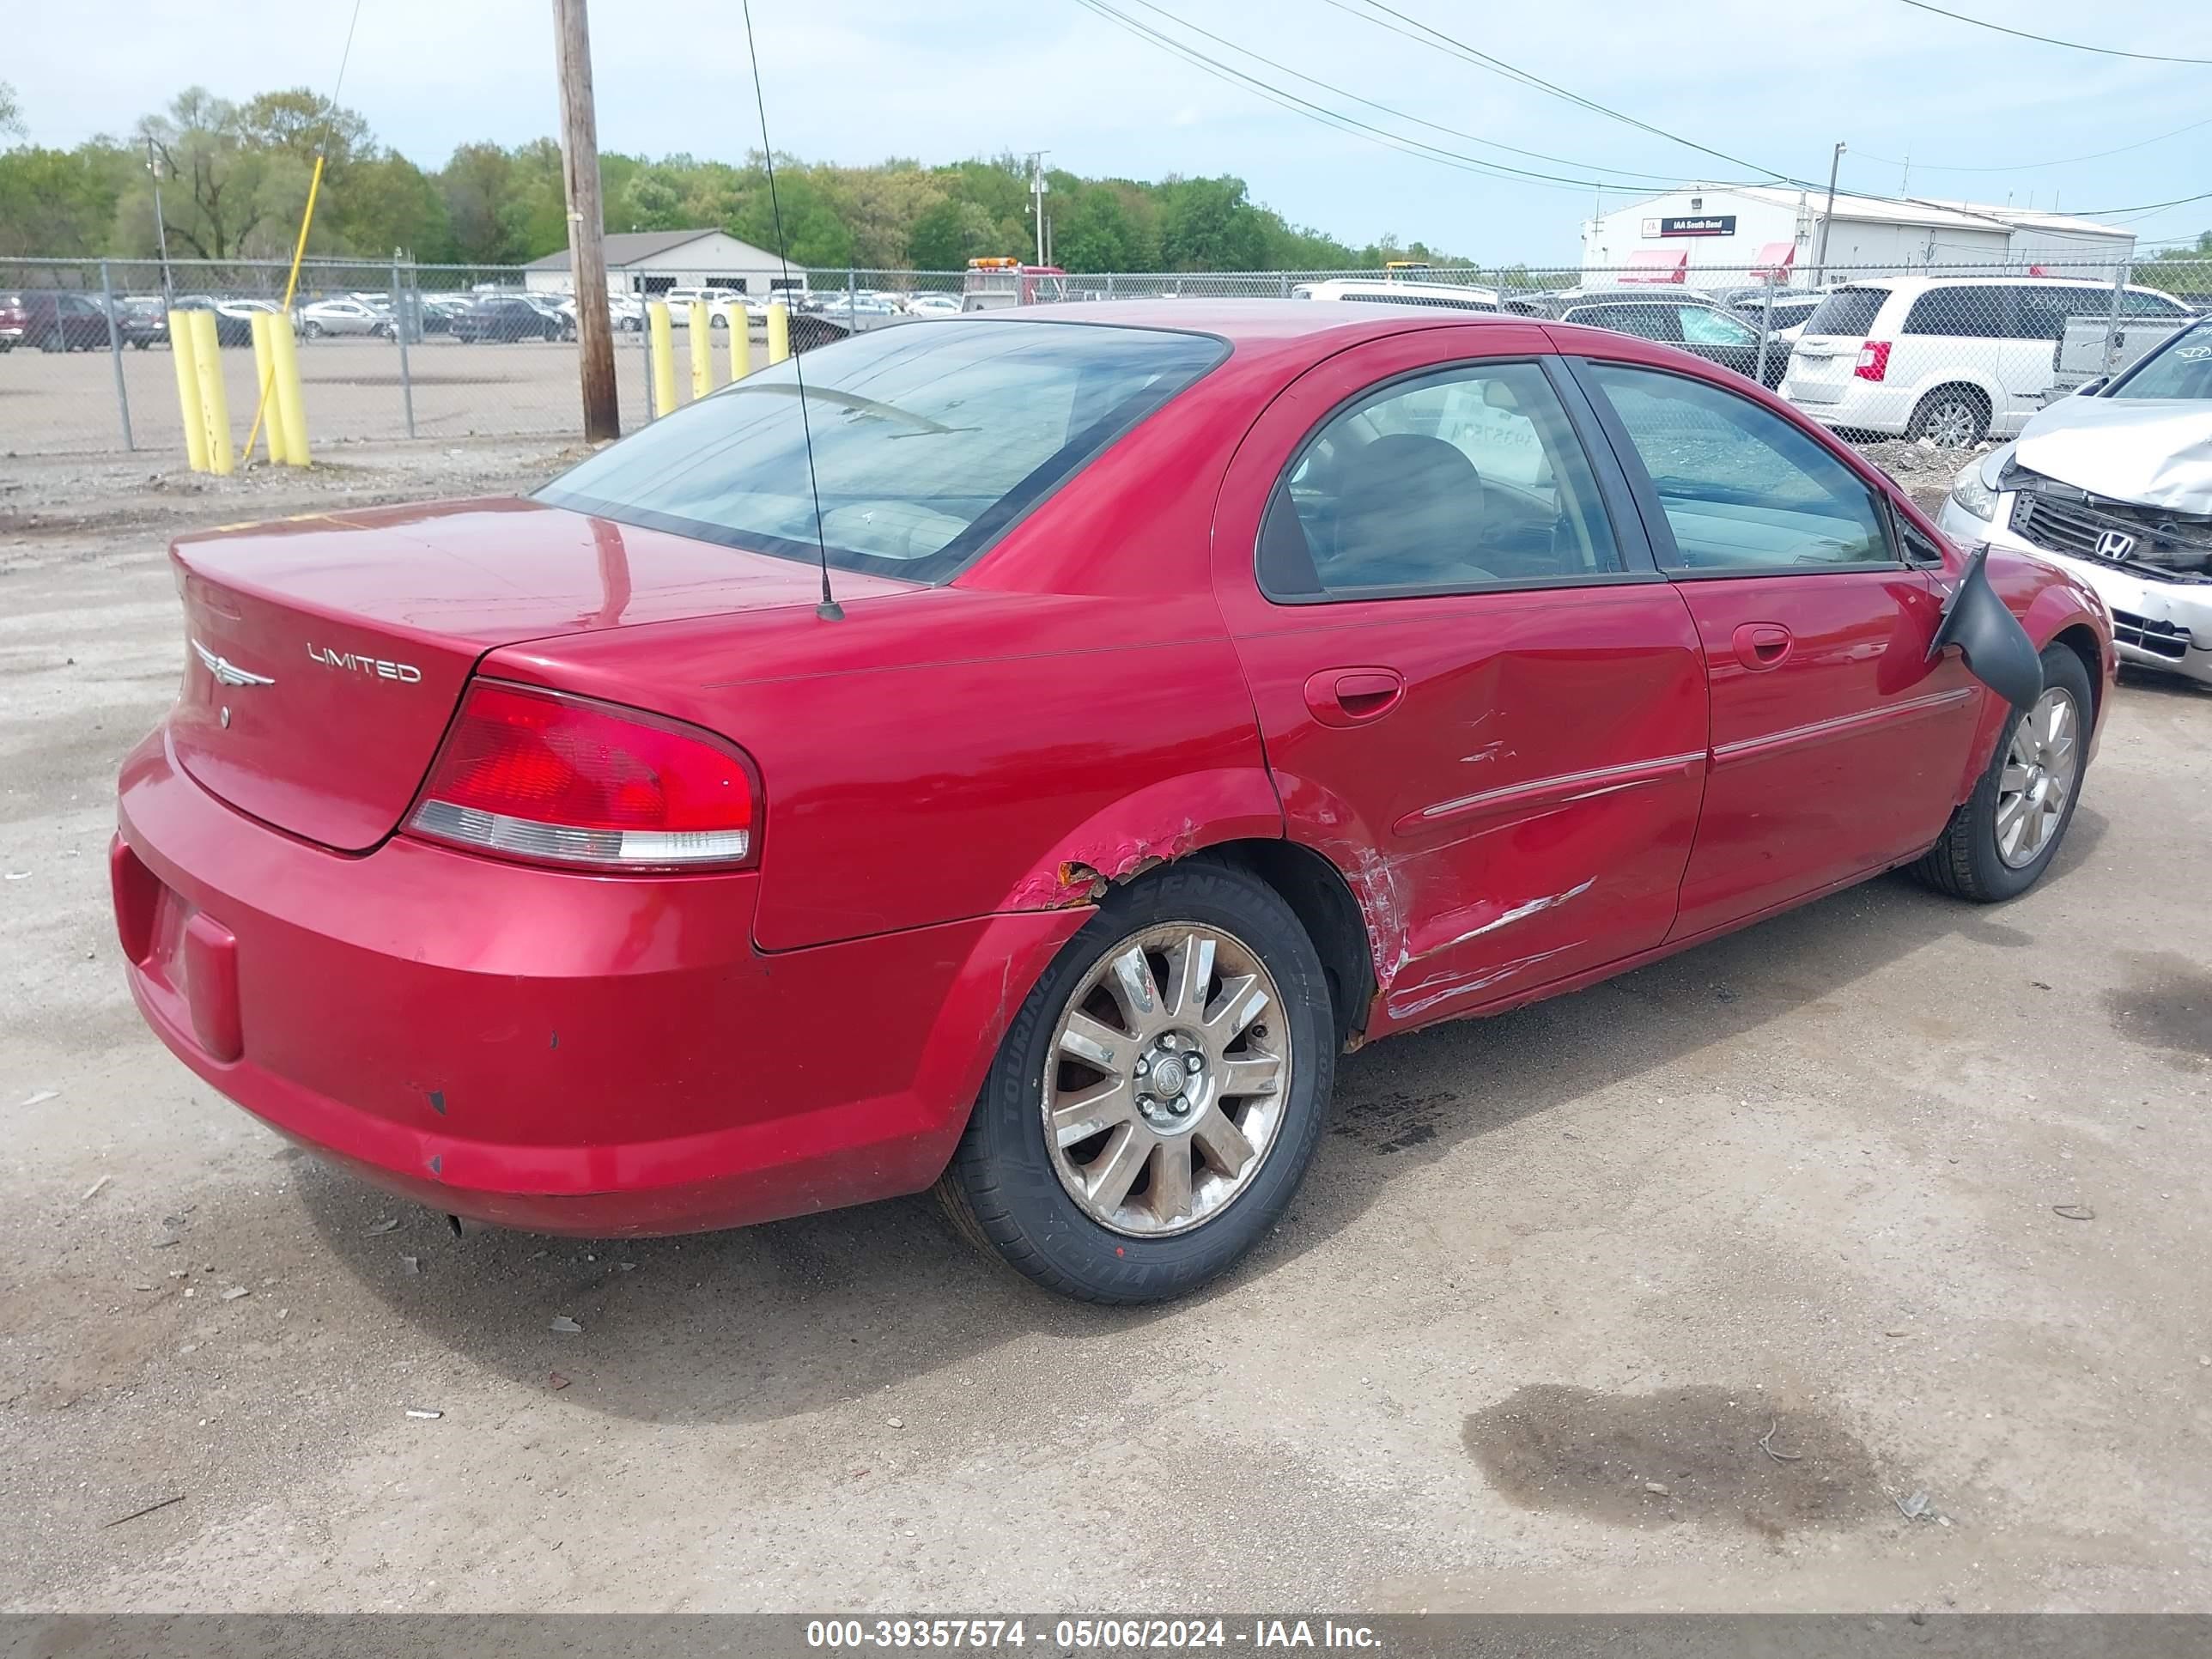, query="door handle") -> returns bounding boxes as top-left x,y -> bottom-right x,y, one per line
1732,623 -> 1794,671
1304,666 -> 1406,727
